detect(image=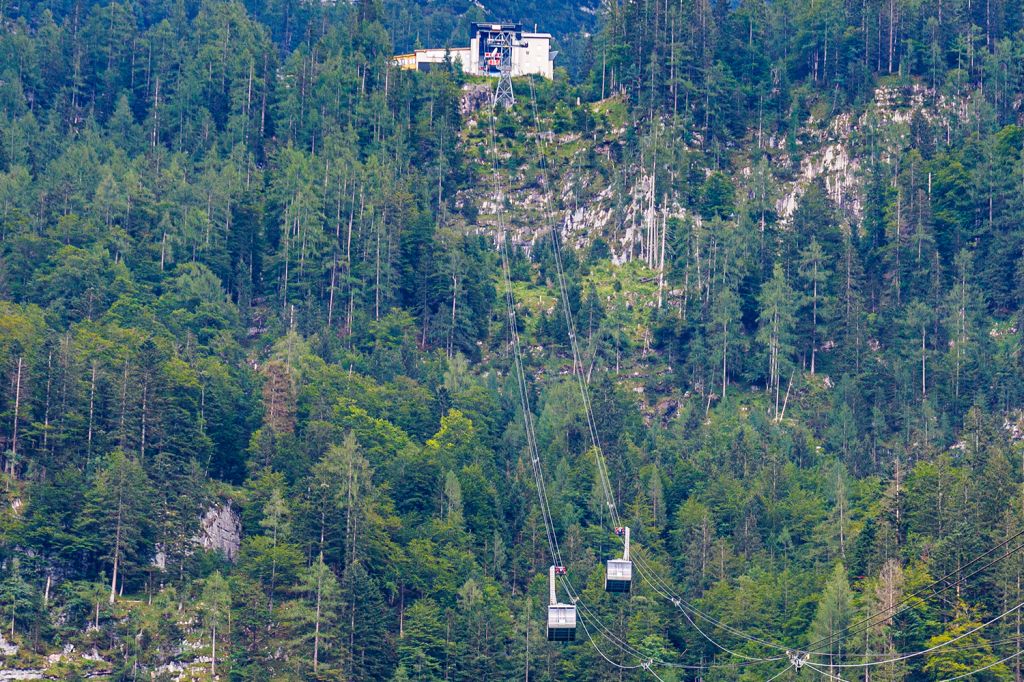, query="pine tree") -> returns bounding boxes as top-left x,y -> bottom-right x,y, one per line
807,563 -> 853,678
200,571 -> 231,679
943,250 -> 987,411
706,282 -> 742,400
78,449 -> 152,604
756,263 -> 797,418
281,556 -> 343,677
396,598 -> 445,681
342,561 -> 395,681
798,237 -> 832,375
